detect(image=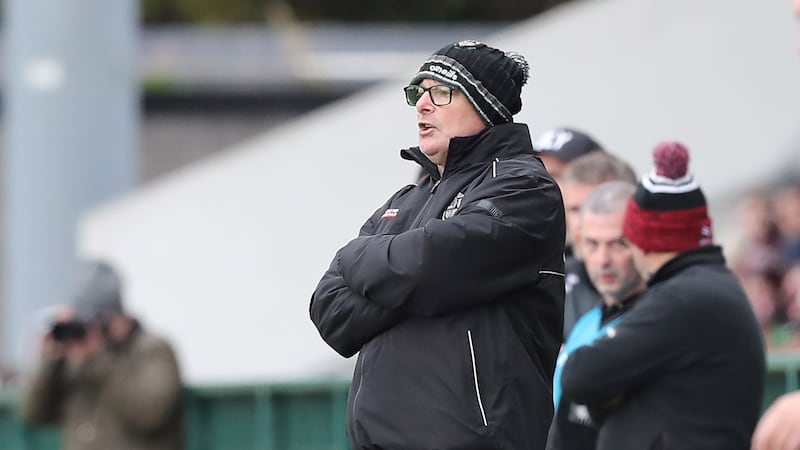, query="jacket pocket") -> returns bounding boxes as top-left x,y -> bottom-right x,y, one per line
467,330 -> 489,427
